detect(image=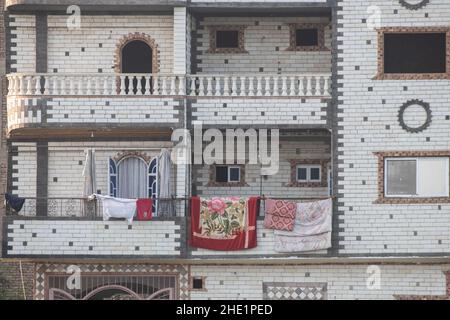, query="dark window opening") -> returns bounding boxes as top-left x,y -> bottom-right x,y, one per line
216,31 -> 239,48
296,28 -> 319,47
121,40 -> 153,94
215,166 -> 229,183
192,277 -> 204,290
384,33 -> 446,74
229,167 -> 240,182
